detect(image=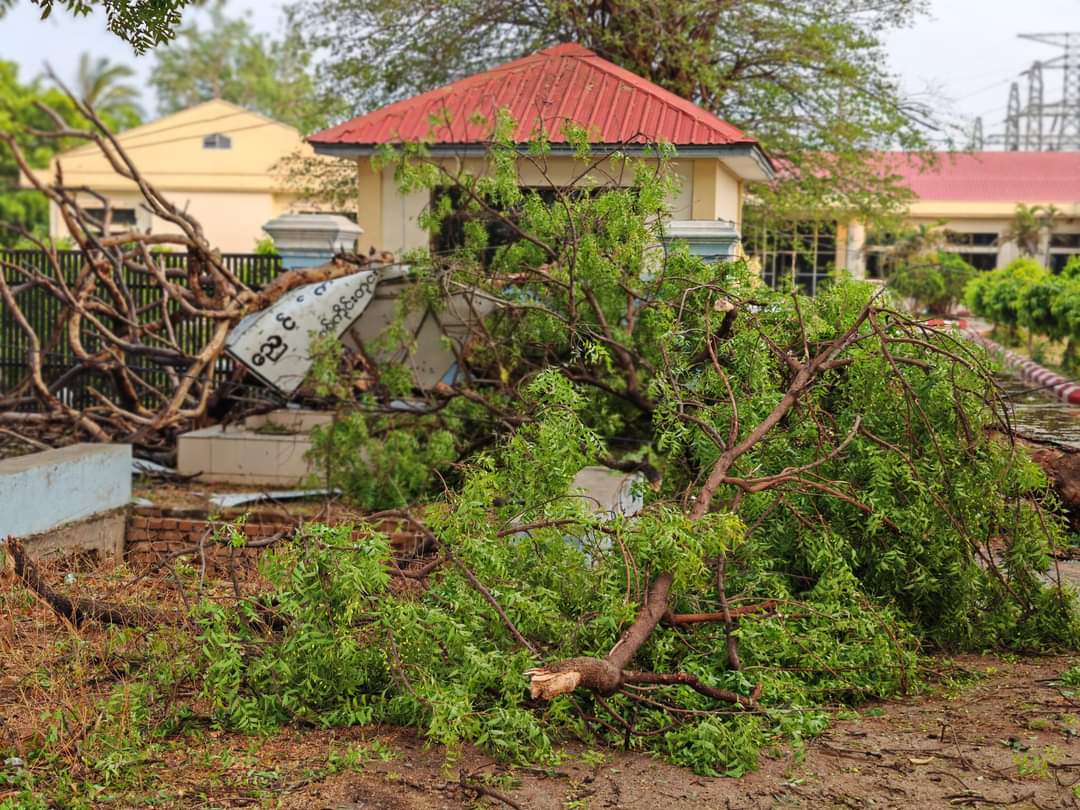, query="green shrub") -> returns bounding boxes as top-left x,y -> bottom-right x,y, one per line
198,277 -> 1080,777
966,257 -> 1049,341
967,256 -> 1080,366
254,236 -> 279,256
199,379 -> 930,774
889,259 -> 946,312
889,251 -> 975,314
308,410 -> 458,509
